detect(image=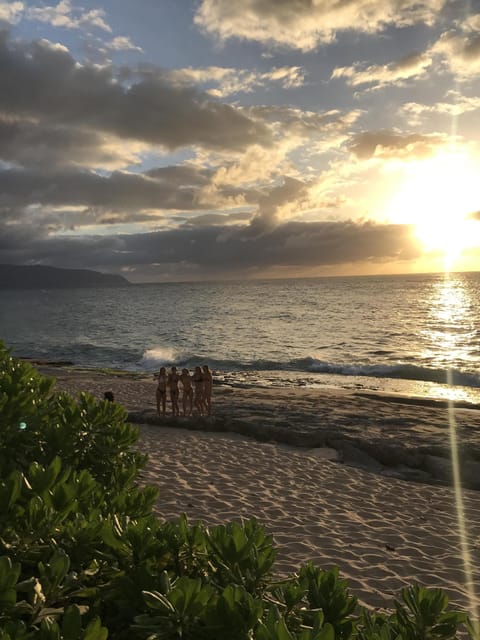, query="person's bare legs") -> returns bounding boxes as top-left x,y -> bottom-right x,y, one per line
183,389 -> 193,416
156,390 -> 166,416
168,366 -> 181,416
171,389 -> 180,416
193,366 -> 204,415
180,369 -> 193,416
155,367 -> 167,416
202,365 -> 212,415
